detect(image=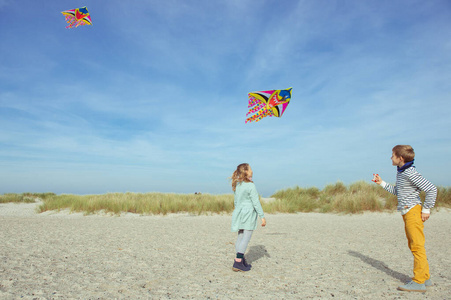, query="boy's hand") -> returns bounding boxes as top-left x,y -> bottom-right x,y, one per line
422,213 -> 430,222
372,174 -> 382,185
261,218 -> 266,227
